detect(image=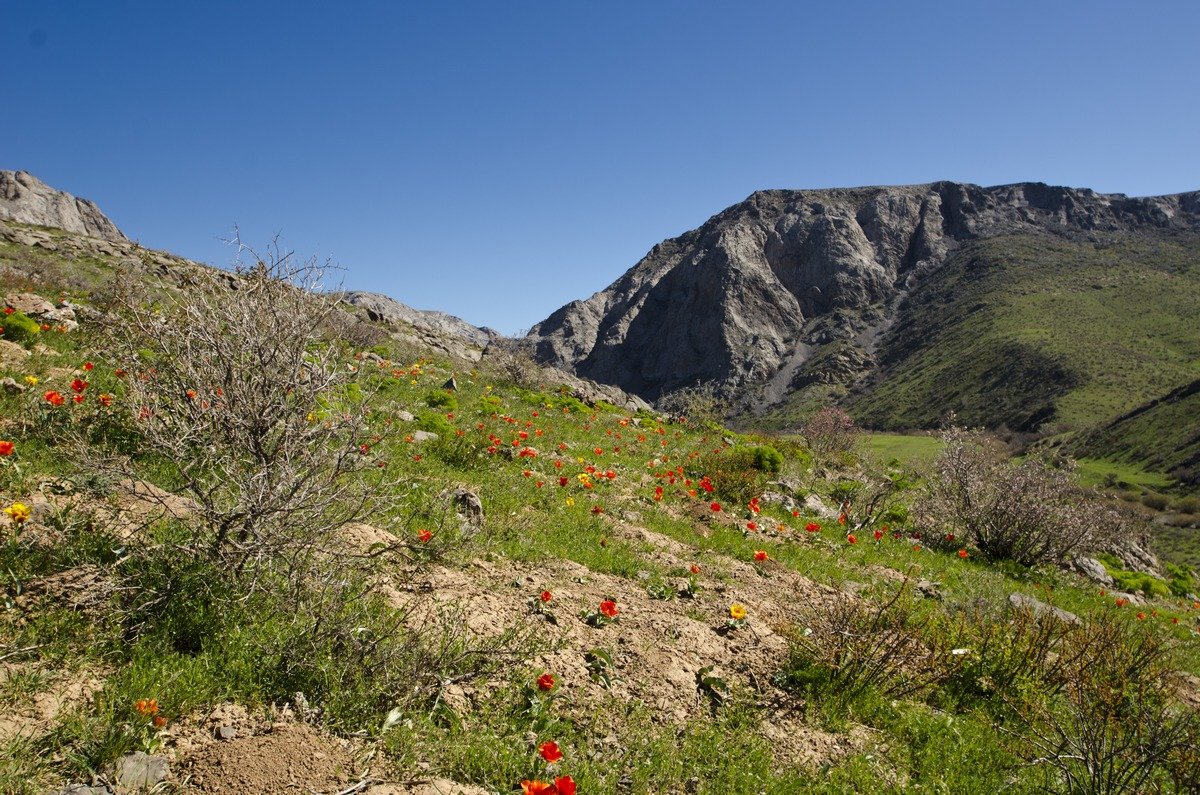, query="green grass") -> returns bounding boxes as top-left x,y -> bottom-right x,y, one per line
864,432 -> 943,469
1074,456 -> 1176,492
